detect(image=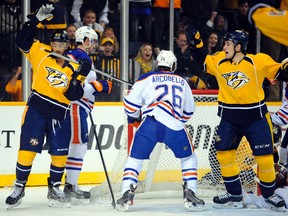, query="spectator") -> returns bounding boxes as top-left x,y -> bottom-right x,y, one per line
74,9 -> 104,37
213,14 -> 229,50
231,0 -> 256,54
66,24 -> 77,49
70,0 -> 109,27
133,43 -> 157,82
181,0 -> 218,31
129,0 -> 152,43
94,37 -> 121,101
152,0 -> 181,54
205,31 -> 220,55
0,0 -> 21,66
5,66 -> 23,101
100,26 -> 119,56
